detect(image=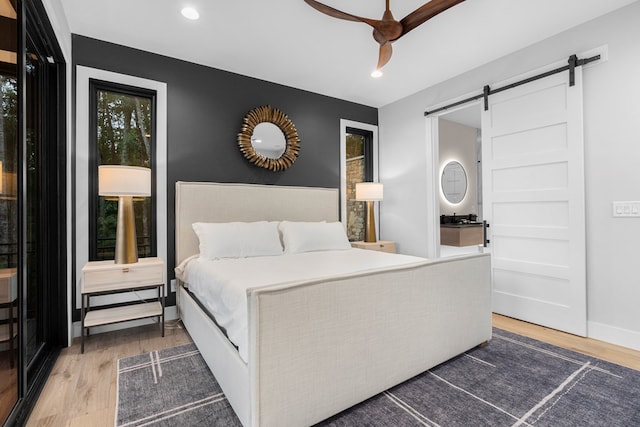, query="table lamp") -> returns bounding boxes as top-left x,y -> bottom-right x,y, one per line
0,161 -> 17,200
355,182 -> 383,243
98,165 -> 151,264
